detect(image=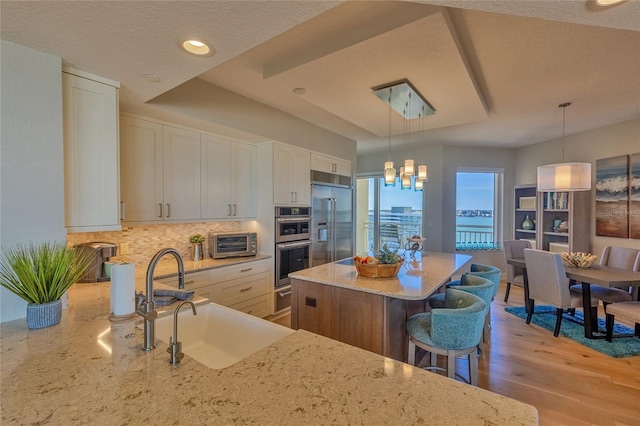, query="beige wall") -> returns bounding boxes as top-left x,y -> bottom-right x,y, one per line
358,118 -> 639,264
516,118 -> 640,257
1,41 -> 66,322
